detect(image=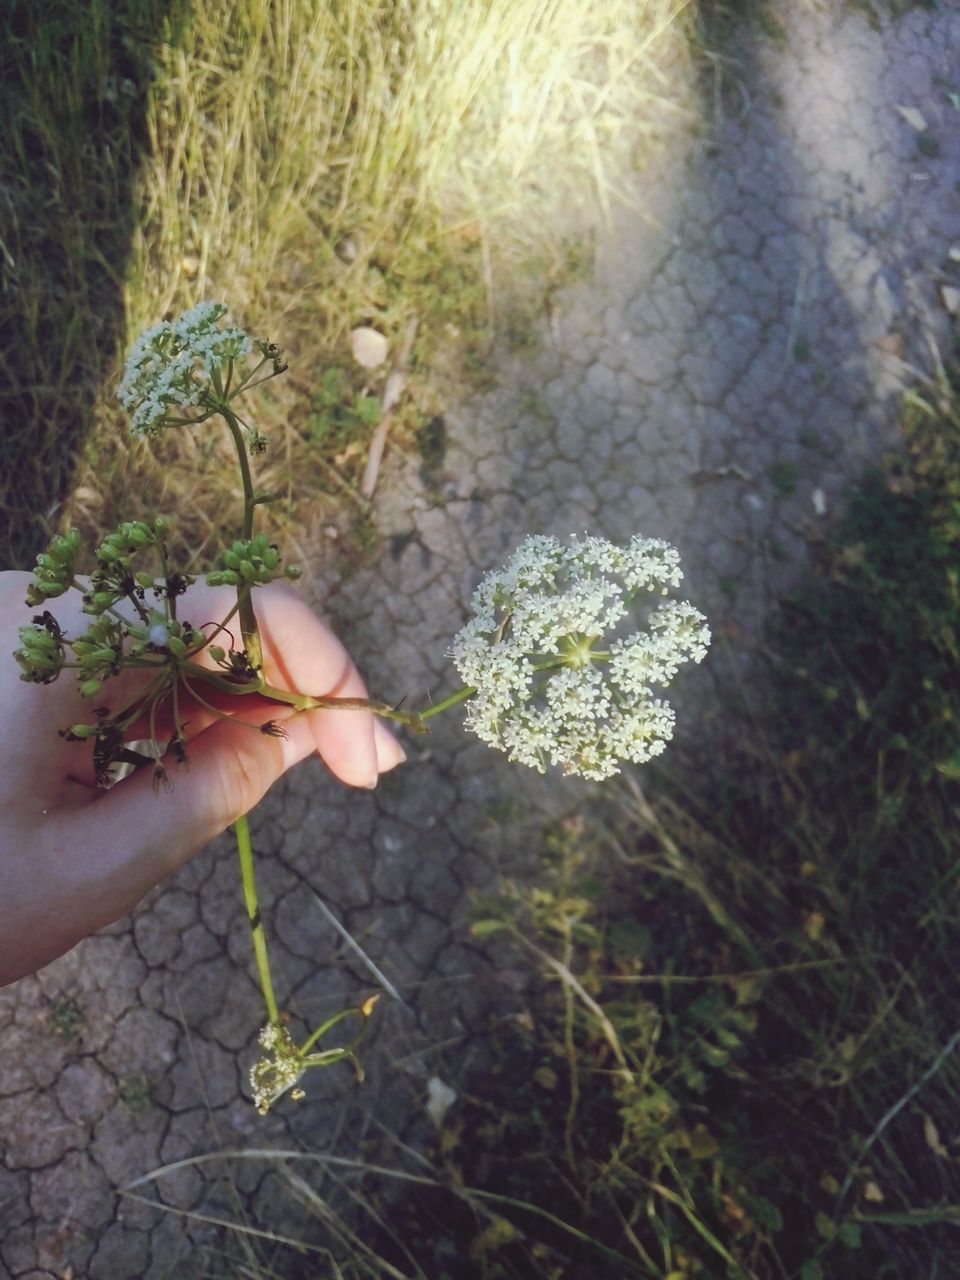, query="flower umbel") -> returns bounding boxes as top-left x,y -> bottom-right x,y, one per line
117,301 -> 253,436
250,1022 -> 305,1116
451,534 -> 710,780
